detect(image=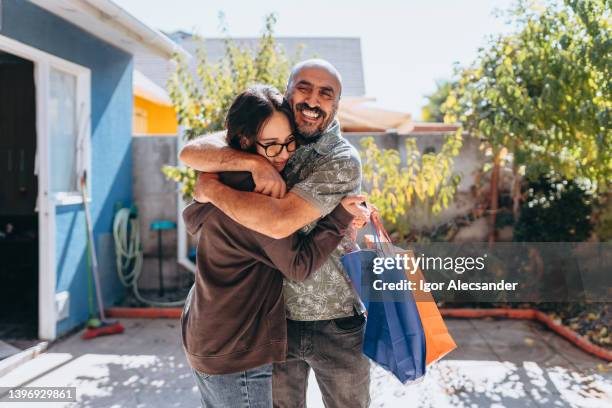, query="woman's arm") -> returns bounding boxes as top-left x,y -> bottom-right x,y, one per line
253,197 -> 366,282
